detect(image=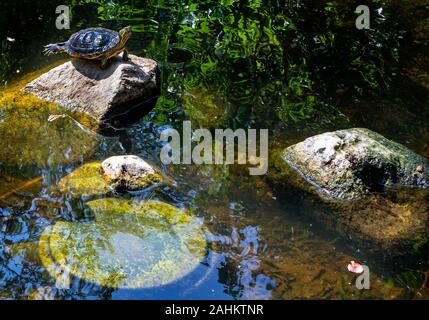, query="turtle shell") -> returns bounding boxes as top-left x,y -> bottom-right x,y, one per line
66,28 -> 120,58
